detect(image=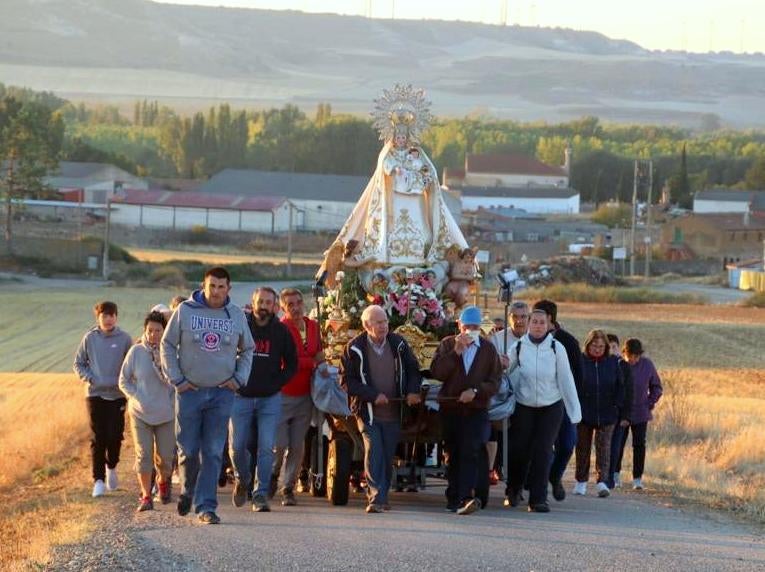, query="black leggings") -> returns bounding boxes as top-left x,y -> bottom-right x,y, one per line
612,422 -> 648,479
86,397 -> 126,482
506,401 -> 564,505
